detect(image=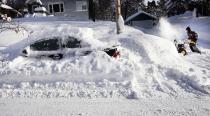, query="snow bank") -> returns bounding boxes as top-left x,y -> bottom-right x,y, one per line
0,80 -> 136,98
0,19 -> 210,99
